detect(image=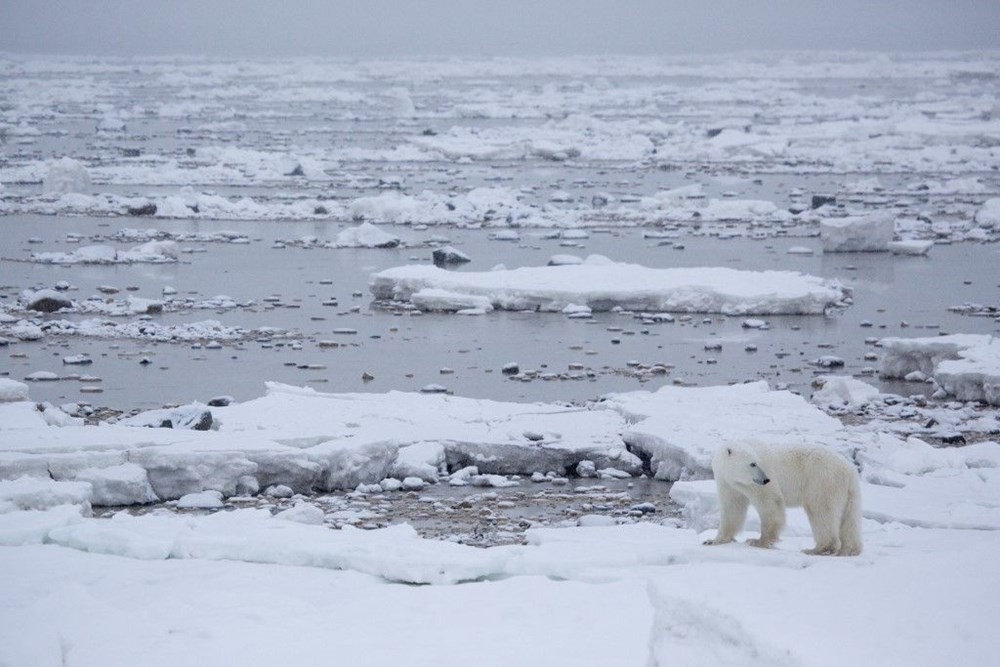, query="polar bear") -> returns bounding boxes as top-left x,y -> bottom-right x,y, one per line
704,441 -> 863,556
